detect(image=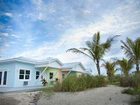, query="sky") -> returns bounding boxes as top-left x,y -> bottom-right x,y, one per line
0,0 -> 140,74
